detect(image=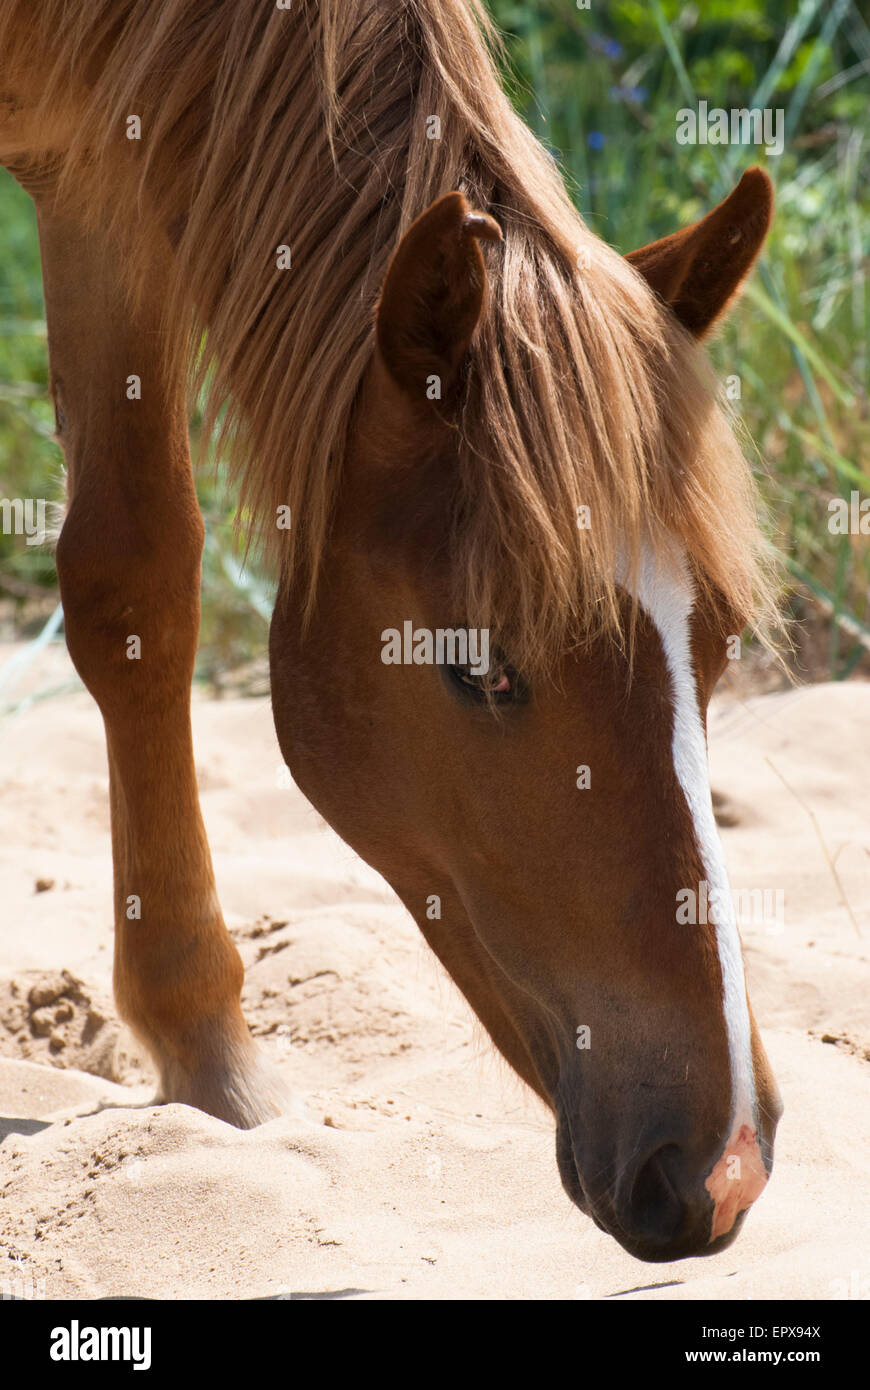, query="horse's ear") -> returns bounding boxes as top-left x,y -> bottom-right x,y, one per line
626,167 -> 773,338
376,192 -> 502,403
